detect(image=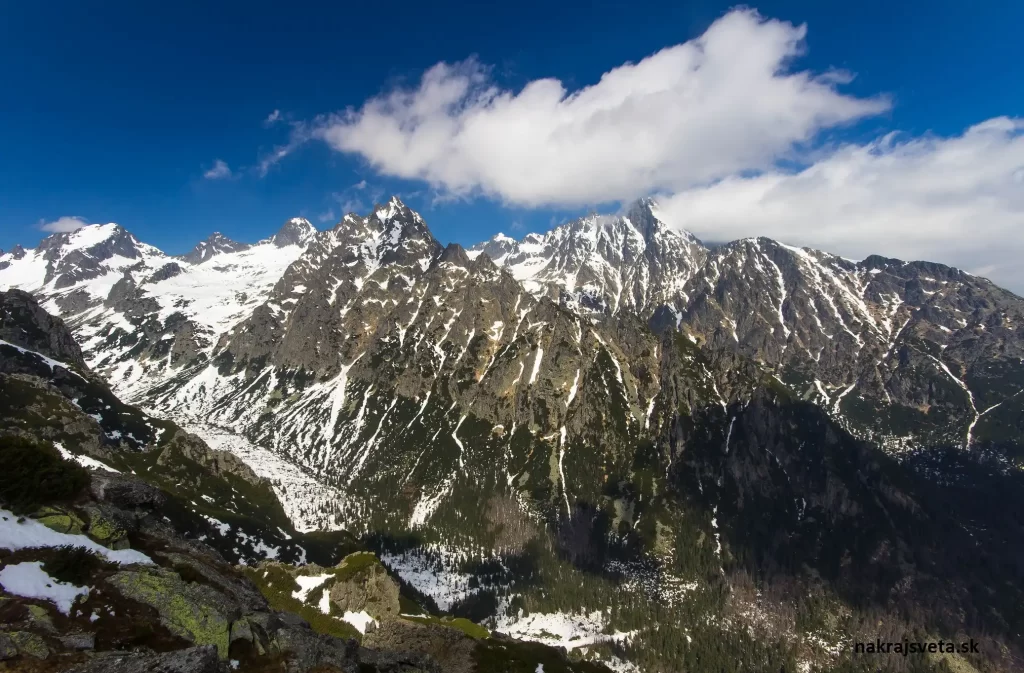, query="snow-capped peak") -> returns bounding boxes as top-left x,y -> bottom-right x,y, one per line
271,218 -> 317,248
373,196 -> 424,226
469,198 -> 707,315
181,231 -> 251,264
63,223 -> 124,251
